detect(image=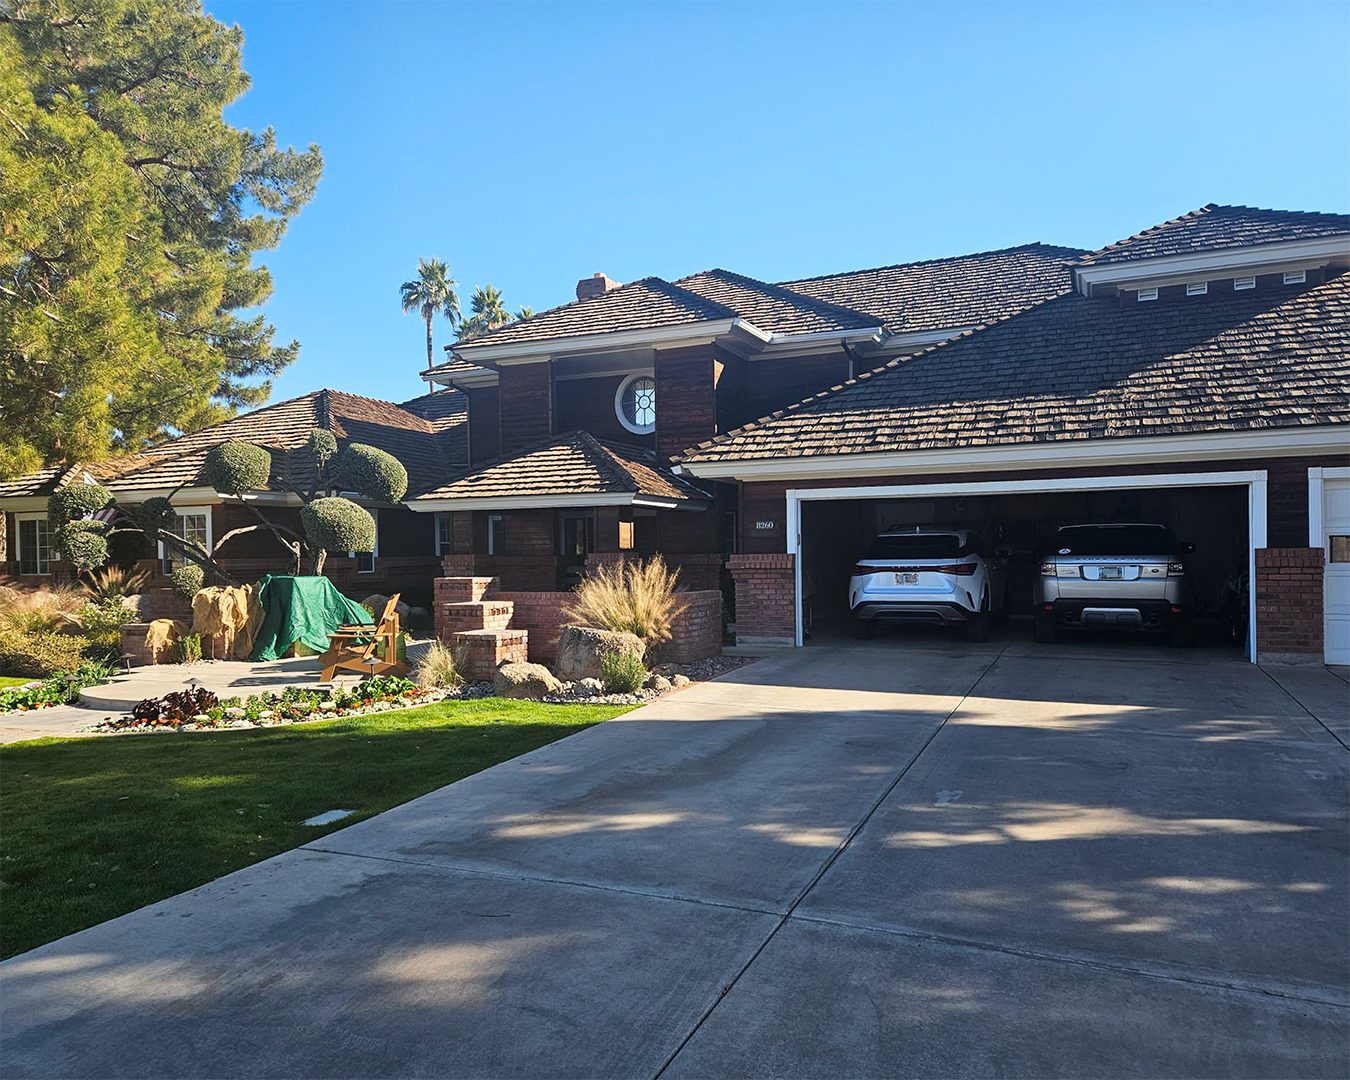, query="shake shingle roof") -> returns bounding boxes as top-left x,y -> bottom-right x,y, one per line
680,272 -> 1350,464
674,269 -> 878,334
0,389 -> 468,502
1079,204 -> 1350,266
410,431 -> 709,504
780,243 -> 1085,333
